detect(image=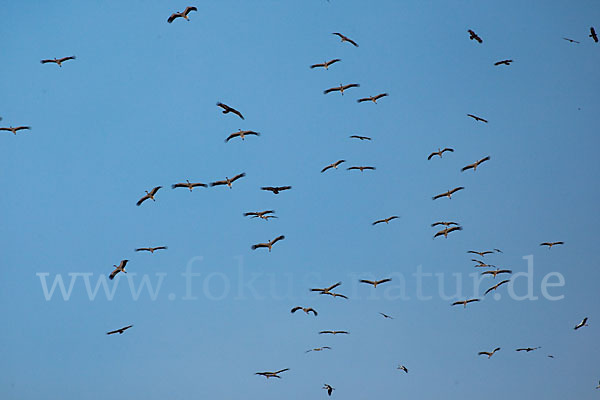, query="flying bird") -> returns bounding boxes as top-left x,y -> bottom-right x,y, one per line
540,241 -> 564,248
210,173 -> 246,188
291,307 -> 317,316
428,147 -> 454,160
472,259 -> 497,268
397,365 -> 408,373
225,130 -> 260,142
310,281 -> 342,294
468,250 -> 494,257
244,210 -> 277,221
467,114 -> 488,123
310,59 -> 341,69
461,156 -> 490,172
319,330 -> 349,335
136,186 -> 162,206
494,59 -> 513,66
574,317 -> 588,330
357,93 -> 388,104
106,325 -> 133,335
431,221 -> 459,227
216,102 -> 244,119
563,37 -> 580,43
261,186 -> 292,194
478,347 -> 501,359
252,235 -> 285,251
171,180 -> 207,191
167,6 -> 197,23
349,135 -> 371,140
306,346 -> 331,353
323,83 -> 360,95
109,260 -> 129,280
494,248 -> 503,253
516,347 -> 540,352
321,159 -> 346,172
347,166 -> 375,172
135,246 -> 167,253
432,187 -> 464,200
372,216 -> 399,225
468,29 -> 483,43
0,126 -> 30,135
484,279 -> 510,295
359,278 -> 391,288
40,56 -> 76,67
255,369 -> 289,379
590,27 -> 598,42
481,269 -> 512,278
379,312 -> 394,319
452,298 -> 480,308
332,32 -> 358,47
322,384 -> 335,396
434,226 -> 462,239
